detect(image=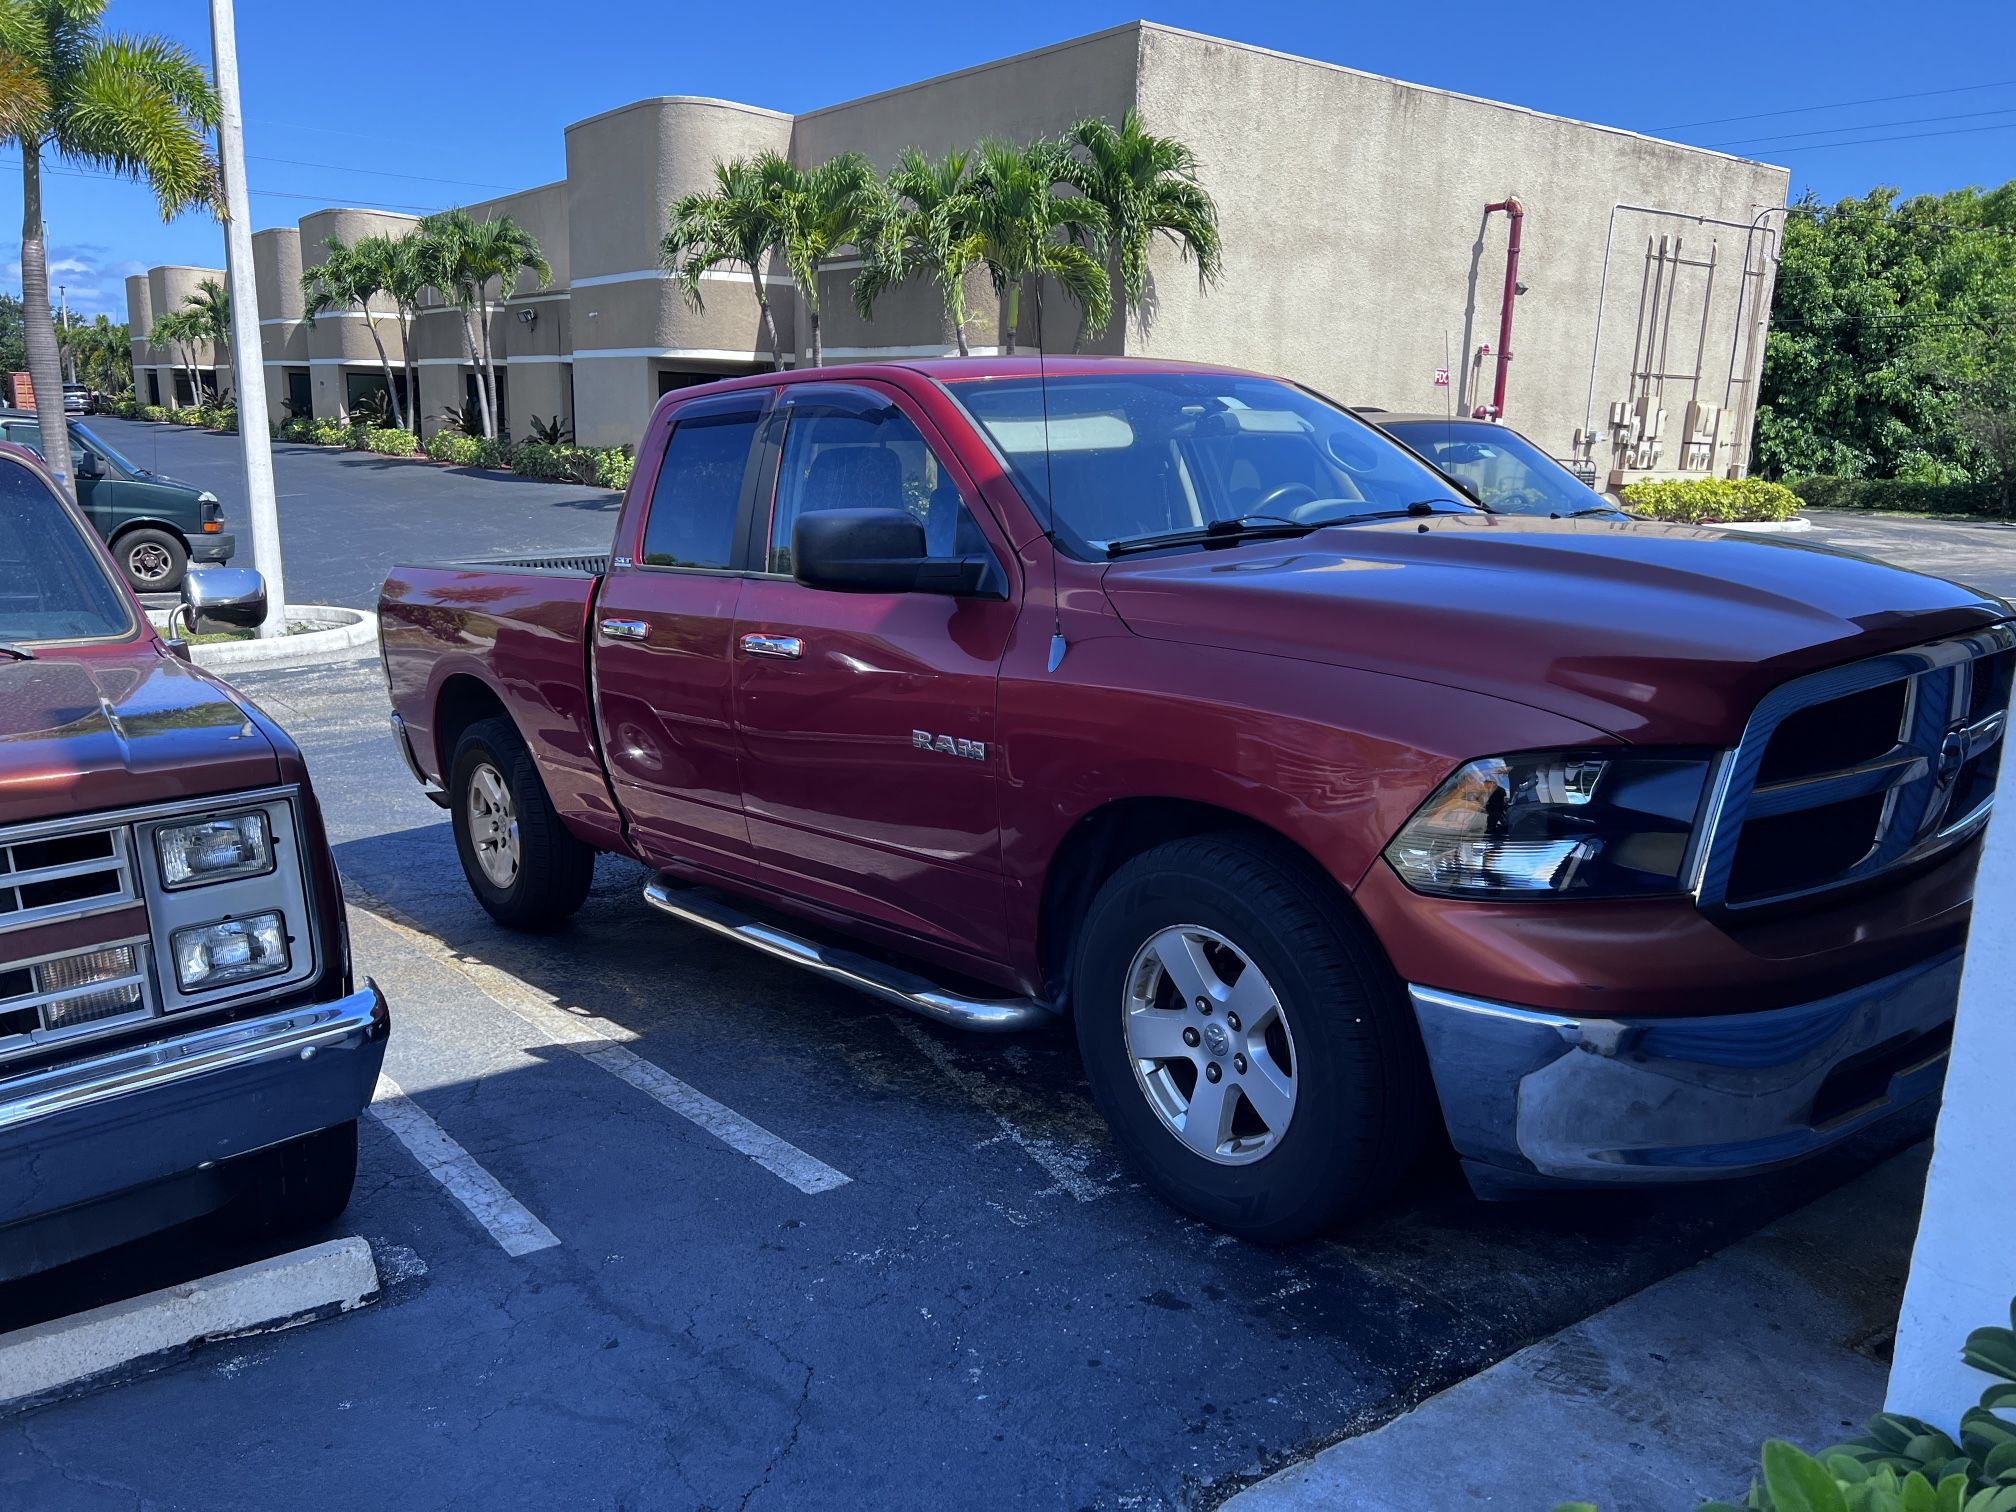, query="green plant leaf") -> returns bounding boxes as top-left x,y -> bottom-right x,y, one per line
1900,1471 -> 1940,1512
1987,1444 -> 2016,1479
1966,1330 -> 2016,1386
1765,1441 -> 1851,1512
1962,1486 -> 2016,1512
1985,1387 -> 2016,1412
1553,1503 -> 1600,1511
1938,1474 -> 1972,1512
